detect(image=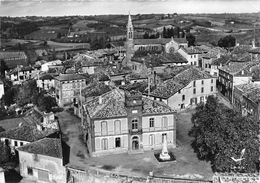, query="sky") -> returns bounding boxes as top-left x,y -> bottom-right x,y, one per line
0,0 -> 260,17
